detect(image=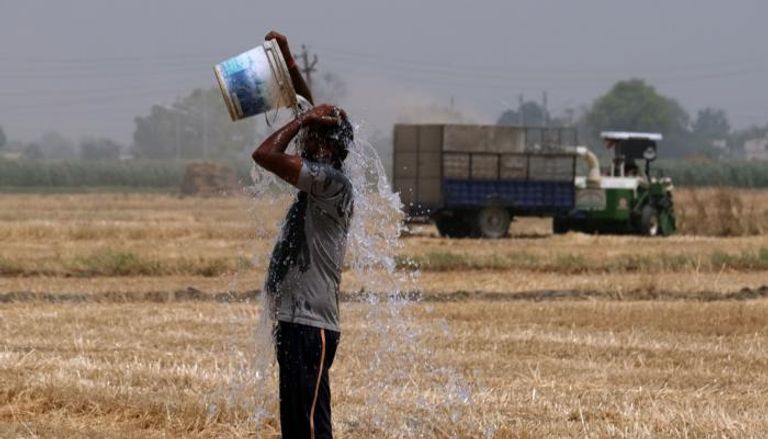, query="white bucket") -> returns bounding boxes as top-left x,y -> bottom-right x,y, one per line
214,39 -> 297,121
